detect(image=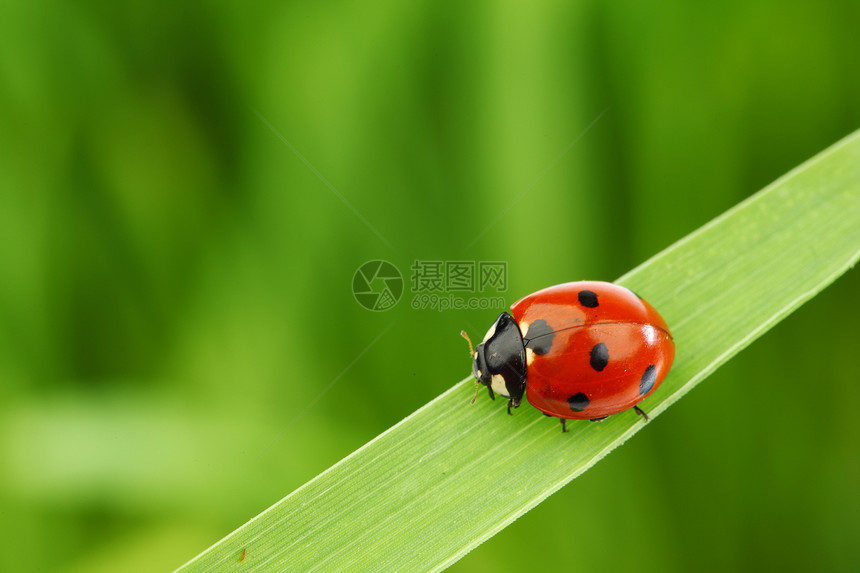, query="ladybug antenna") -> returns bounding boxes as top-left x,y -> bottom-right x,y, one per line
460,331 -> 482,404
460,330 -> 474,355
